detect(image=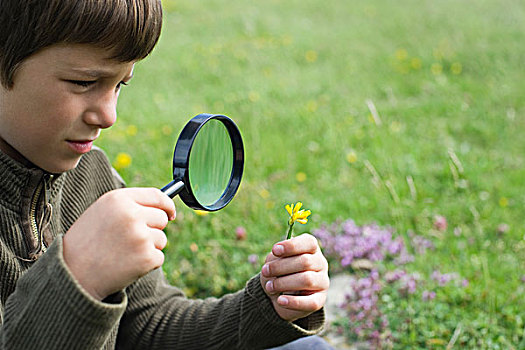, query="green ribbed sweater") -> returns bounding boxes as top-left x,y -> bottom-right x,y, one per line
0,148 -> 324,349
